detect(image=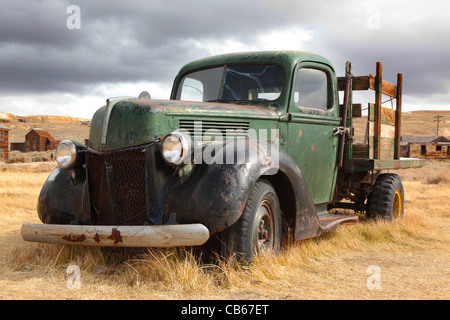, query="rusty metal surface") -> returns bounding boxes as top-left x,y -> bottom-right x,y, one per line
86,144 -> 149,225
318,214 -> 359,232
89,99 -> 280,151
21,223 -> 210,247
338,62 -> 353,168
